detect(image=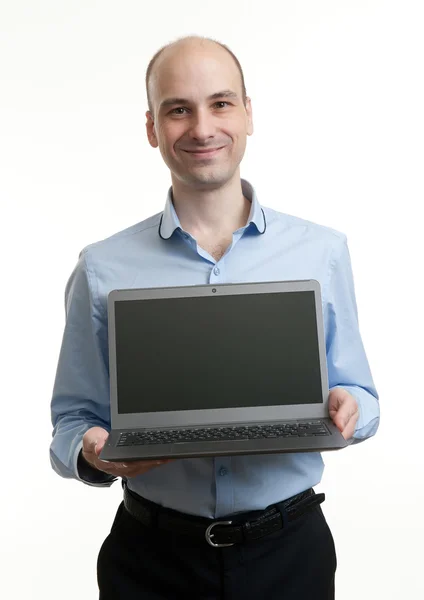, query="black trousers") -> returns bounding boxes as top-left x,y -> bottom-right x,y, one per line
97,498 -> 337,599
